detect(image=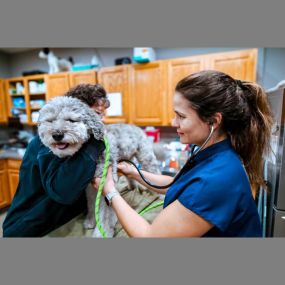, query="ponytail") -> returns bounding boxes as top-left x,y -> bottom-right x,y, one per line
230,81 -> 273,193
